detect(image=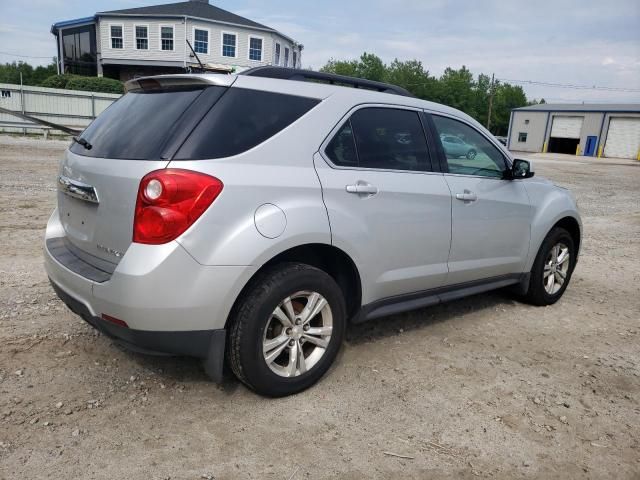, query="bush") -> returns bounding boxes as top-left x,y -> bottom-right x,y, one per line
65,76 -> 124,94
40,75 -> 124,94
40,74 -> 78,89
